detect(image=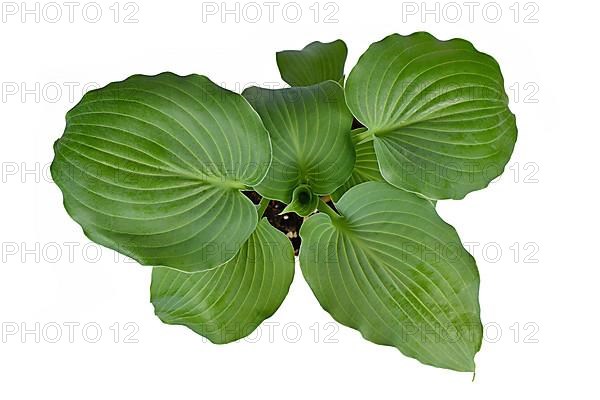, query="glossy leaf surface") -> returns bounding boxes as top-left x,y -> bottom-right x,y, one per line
51,73 -> 271,272
300,182 -> 482,371
151,219 -> 295,343
345,32 -> 517,199
332,129 -> 385,201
